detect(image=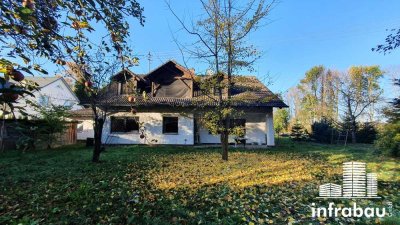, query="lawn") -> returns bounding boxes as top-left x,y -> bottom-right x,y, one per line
0,140 -> 399,224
